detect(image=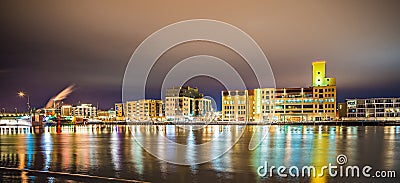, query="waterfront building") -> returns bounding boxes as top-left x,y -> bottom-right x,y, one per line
72,104 -> 97,118
345,98 -> 400,121
61,105 -> 73,116
125,99 -> 163,121
114,103 -> 124,117
338,102 -> 347,119
96,109 -> 117,121
165,86 -> 212,121
107,110 -> 117,121
256,86 -> 336,122
221,90 -> 255,121
195,98 -> 212,117
221,61 -> 337,122
43,108 -> 61,117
